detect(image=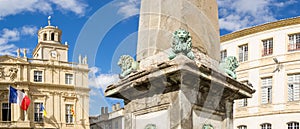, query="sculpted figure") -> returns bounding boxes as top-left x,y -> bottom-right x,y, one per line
219,56 -> 239,79
0,68 -> 4,79
202,124 -> 214,129
145,124 -> 156,129
118,55 -> 139,79
169,29 -> 195,60
6,68 -> 18,81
